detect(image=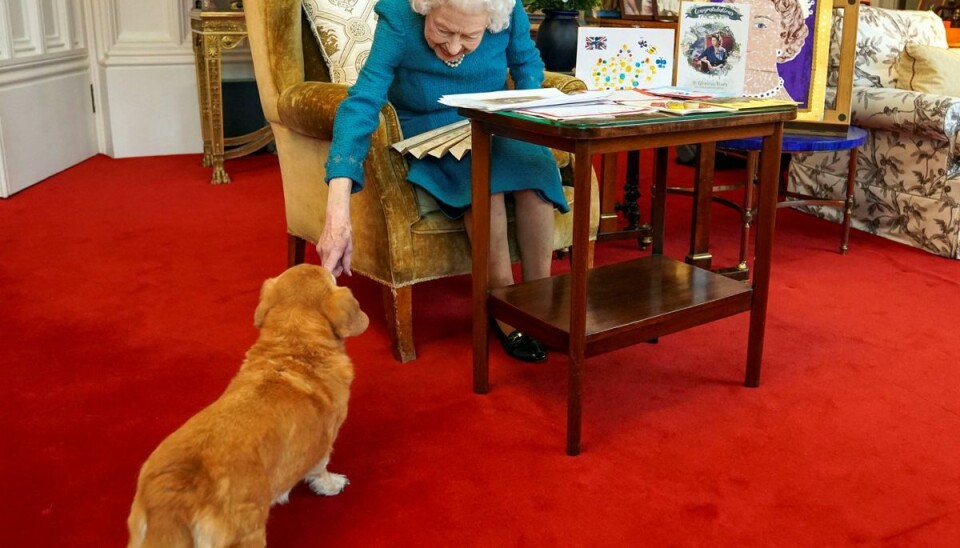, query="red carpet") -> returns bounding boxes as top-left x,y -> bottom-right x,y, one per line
1,153 -> 959,547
